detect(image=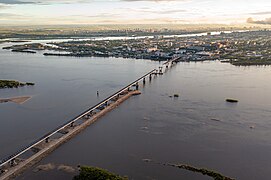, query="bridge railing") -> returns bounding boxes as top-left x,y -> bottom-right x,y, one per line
0,69 -> 157,168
